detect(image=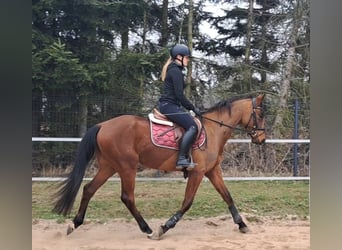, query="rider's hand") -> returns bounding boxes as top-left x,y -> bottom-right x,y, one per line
193,107 -> 202,118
